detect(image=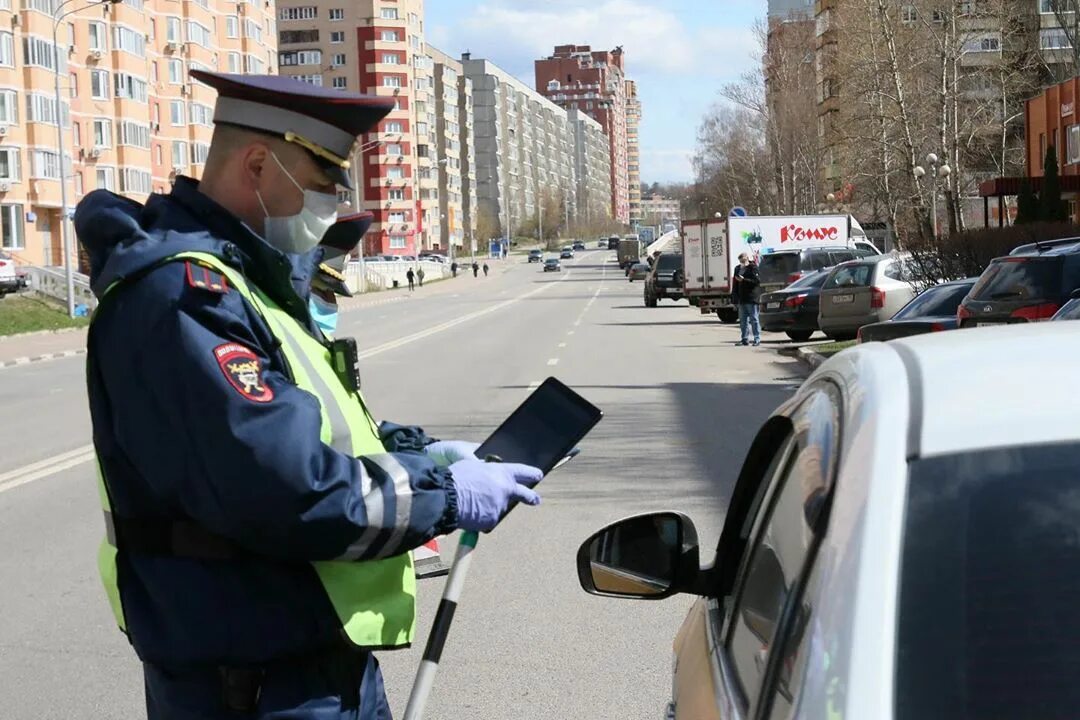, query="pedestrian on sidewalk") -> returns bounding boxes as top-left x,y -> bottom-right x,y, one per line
416,266 -> 425,287
74,70 -> 542,720
733,252 -> 762,347
472,261 -> 479,277
482,262 -> 489,277
450,261 -> 458,278
406,267 -> 415,291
